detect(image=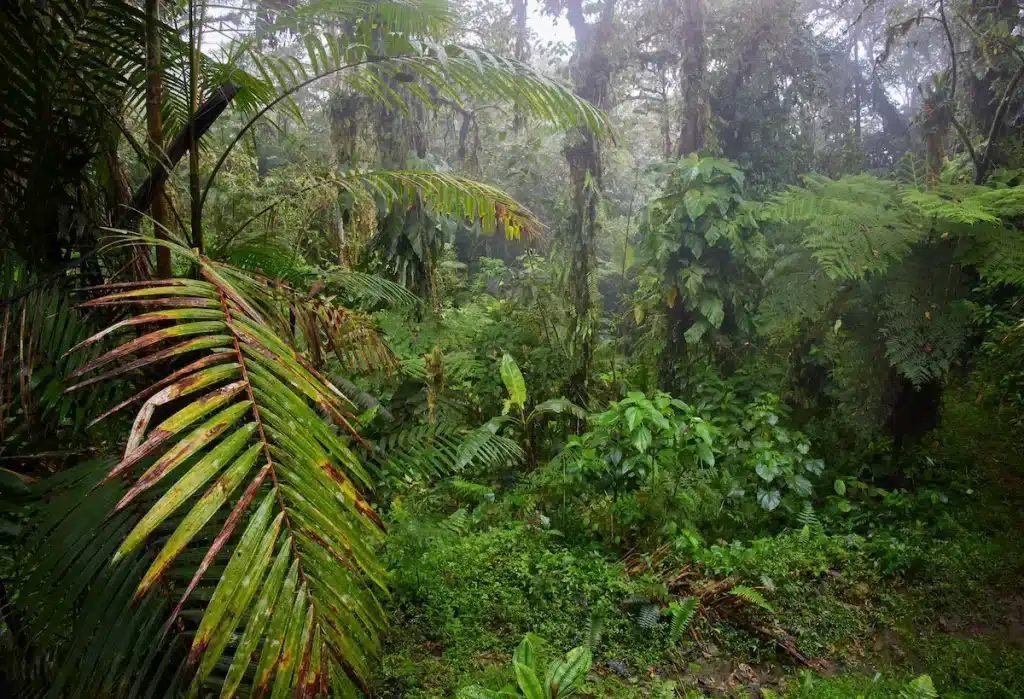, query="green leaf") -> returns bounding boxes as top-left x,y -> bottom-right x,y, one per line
513,634 -> 539,674
684,321 -> 709,345
698,295 -> 725,328
515,661 -> 545,699
631,426 -> 652,454
664,598 -> 699,643
547,646 -> 592,699
834,479 -> 846,495
696,442 -> 715,467
757,488 -> 781,511
500,353 -> 527,410
728,585 -> 774,613
220,543 -> 292,699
